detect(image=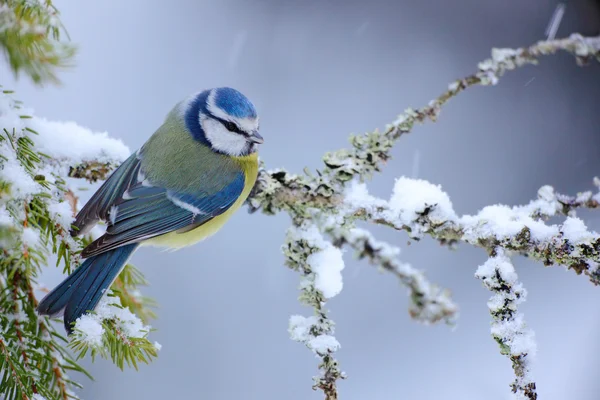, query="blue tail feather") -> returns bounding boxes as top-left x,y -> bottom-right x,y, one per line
37,244 -> 138,334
